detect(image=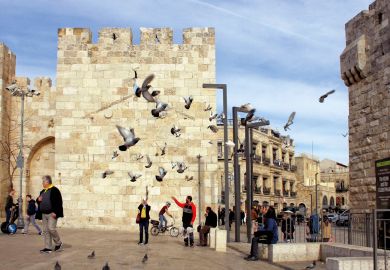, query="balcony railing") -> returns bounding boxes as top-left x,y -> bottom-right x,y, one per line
275,189 -> 281,196
253,154 -> 262,164
283,190 -> 289,197
282,162 -> 290,170
336,186 -> 349,192
290,165 -> 297,172
263,187 -> 271,195
254,187 -> 262,194
263,157 -> 270,165
290,191 -> 297,197
273,159 -> 283,167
